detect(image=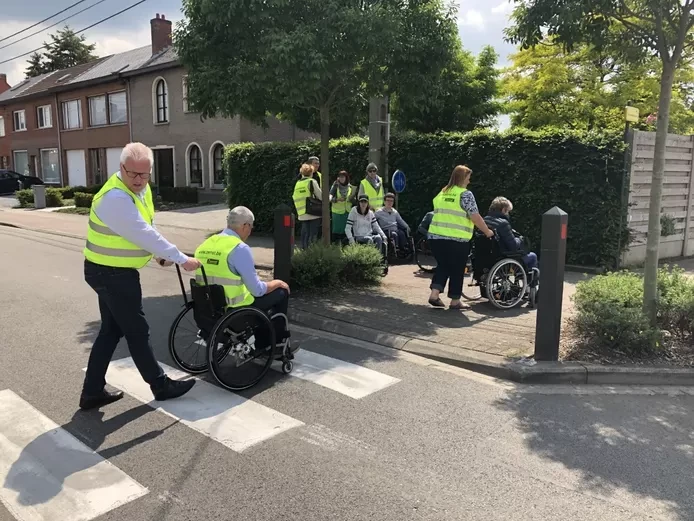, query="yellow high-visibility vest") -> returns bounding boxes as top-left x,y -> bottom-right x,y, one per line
83,174 -> 154,268
359,178 -> 384,209
292,177 -> 313,217
331,185 -> 353,214
194,233 -> 254,308
428,185 -> 474,240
